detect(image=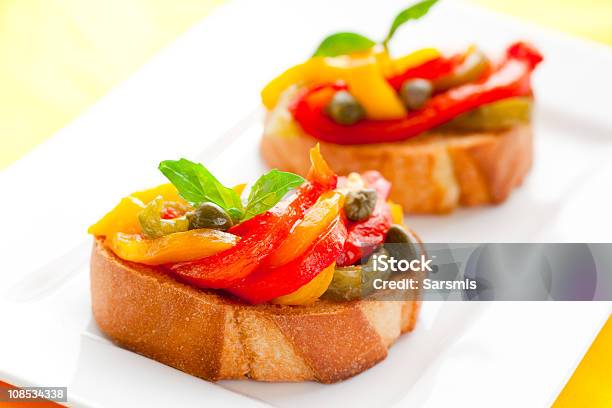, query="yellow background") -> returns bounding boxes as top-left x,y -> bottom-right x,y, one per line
0,0 -> 224,169
553,316 -> 612,407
